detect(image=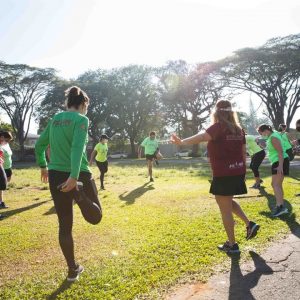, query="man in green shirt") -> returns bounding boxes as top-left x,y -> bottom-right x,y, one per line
89,134 -> 109,190
246,134 -> 266,189
139,131 -> 159,182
